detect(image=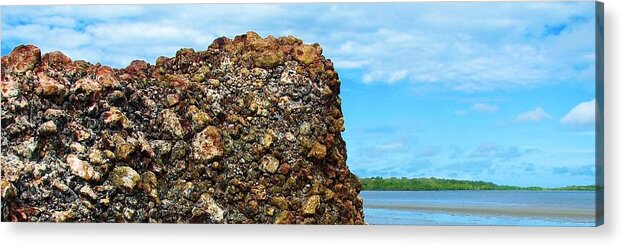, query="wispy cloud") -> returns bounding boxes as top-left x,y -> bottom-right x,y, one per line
333,59 -> 369,69
1,4 -> 288,66
415,146 -> 442,158
468,143 -> 526,160
2,2 -> 595,92
453,109 -> 469,116
372,140 -> 408,153
551,165 -> 595,177
471,103 -> 498,113
513,107 -> 551,123
454,102 -> 497,116
561,98 -> 595,127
